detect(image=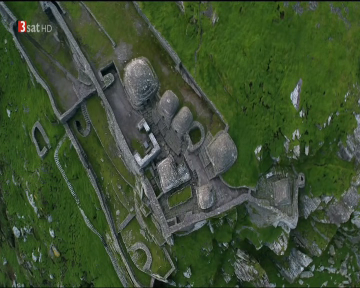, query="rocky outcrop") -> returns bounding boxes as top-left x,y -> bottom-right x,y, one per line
325,186 -> 359,226
233,249 -> 270,287
299,194 -> 321,219
338,114 -> 360,164
277,248 -> 313,284
264,231 -> 289,255
311,186 -> 360,226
